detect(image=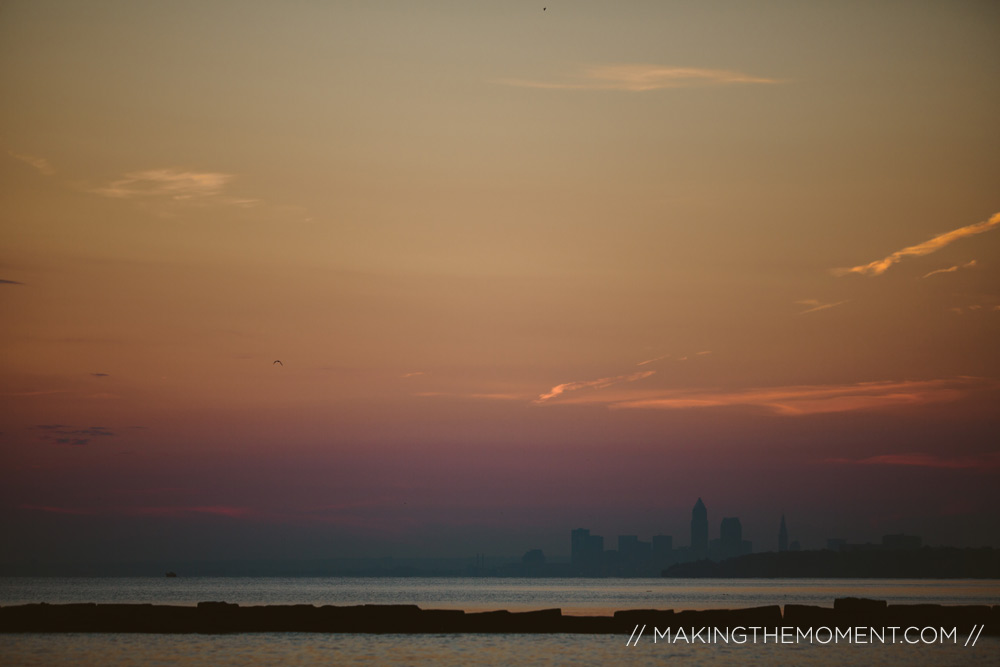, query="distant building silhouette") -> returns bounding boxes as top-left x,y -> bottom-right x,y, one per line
712,517 -> 752,561
618,535 -> 651,560
522,549 -> 545,565
652,534 -> 673,555
571,528 -> 604,576
521,549 -> 546,576
826,538 -> 847,552
618,535 -> 639,556
720,517 -> 742,559
721,517 -> 741,544
616,535 -> 653,575
691,498 -> 708,558
571,528 -> 589,562
651,535 -> 675,573
778,514 -> 788,552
